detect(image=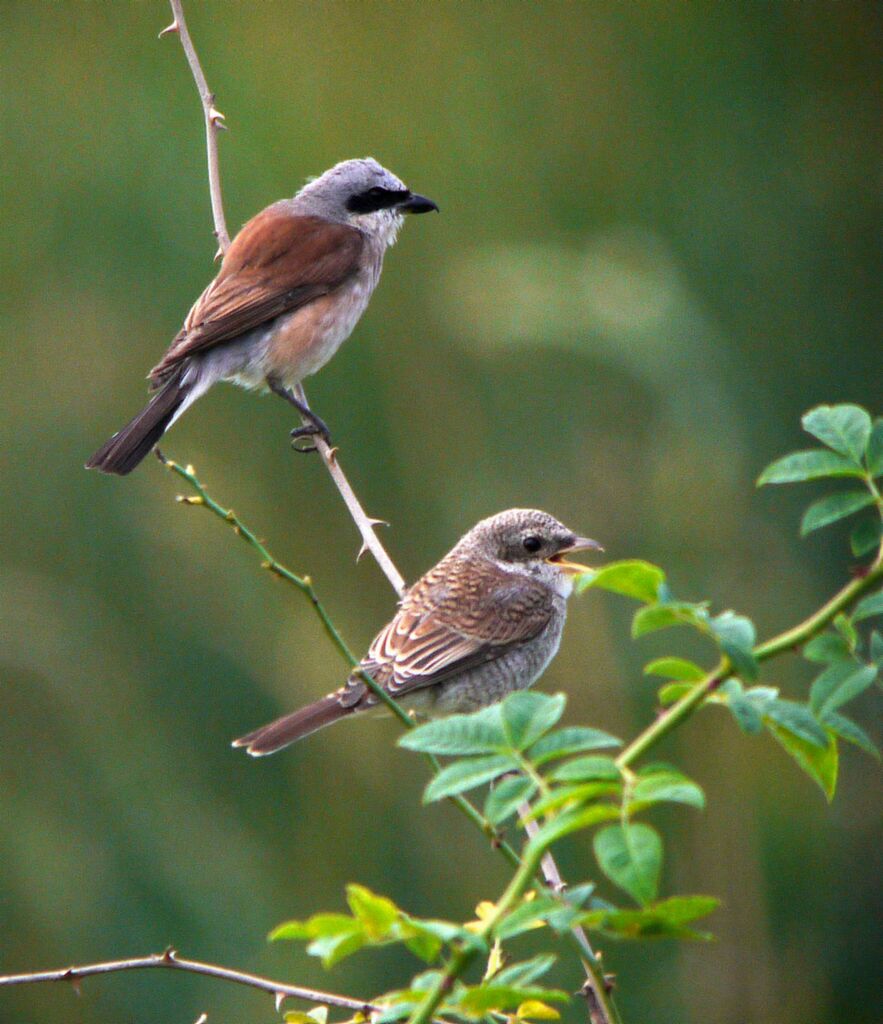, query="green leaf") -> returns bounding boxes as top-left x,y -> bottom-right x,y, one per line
867,418 -> 883,476
516,999 -> 562,1020
549,755 -> 621,783
820,711 -> 880,759
871,630 -> 883,665
581,895 -> 719,940
346,885 -> 399,939
593,823 -> 662,906
528,782 -> 622,818
501,691 -> 566,750
803,633 -> 851,663
528,726 -> 621,764
719,679 -> 777,734
493,954 -> 557,987
423,754 -> 516,802
757,448 -> 866,485
494,897 -> 562,940
398,704 -> 506,755
577,560 -> 665,603
526,803 -> 621,853
710,611 -> 758,680
764,698 -> 828,747
657,681 -> 694,705
632,601 -> 709,638
484,775 -> 536,825
800,491 -> 876,535
643,657 -> 706,681
456,985 -> 568,1016
268,920 -> 312,942
632,770 -> 706,810
767,723 -> 838,801
802,404 -> 872,464
307,926 -> 367,967
399,916 -> 464,962
833,613 -> 858,650
810,662 -> 877,717
850,517 -> 882,557
853,590 -> 883,623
